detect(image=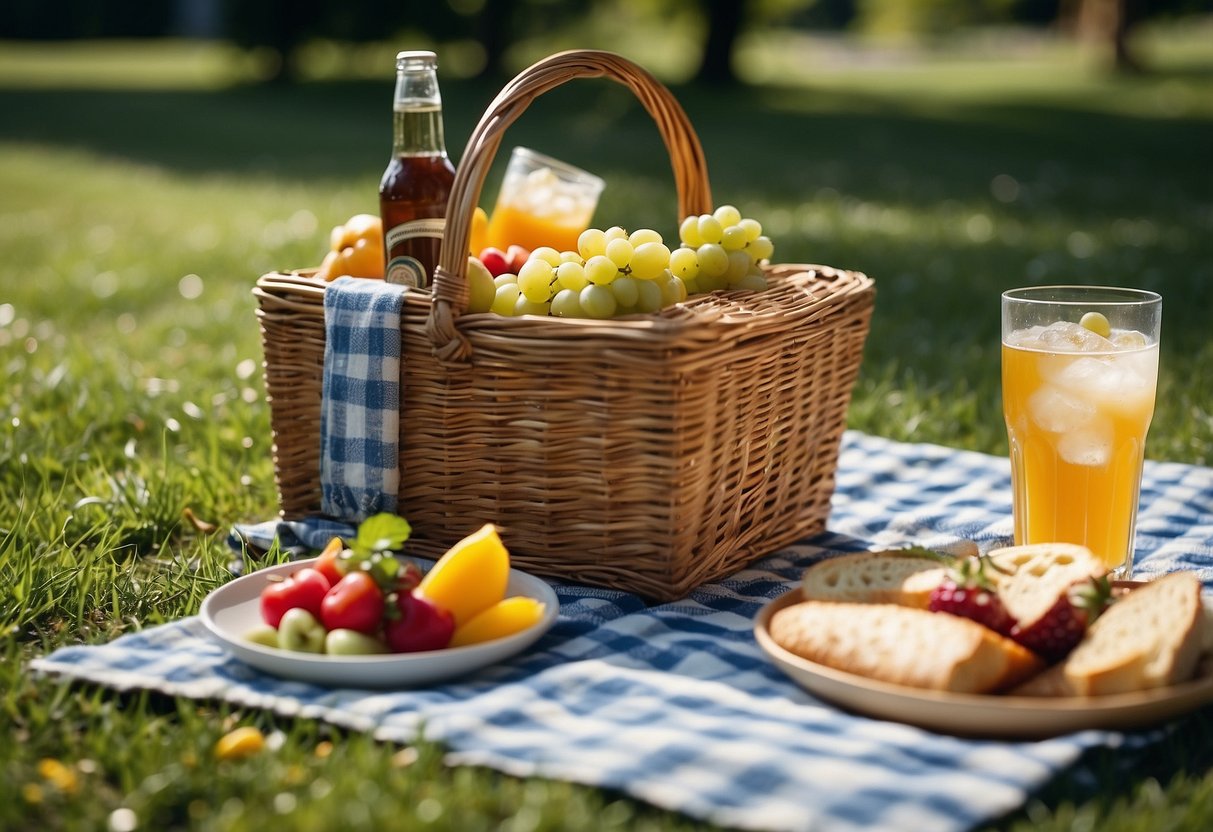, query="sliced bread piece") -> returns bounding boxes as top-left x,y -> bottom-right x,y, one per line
985,542 -> 1108,626
800,551 -> 949,609
1014,571 -> 1205,696
768,600 -> 1044,694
